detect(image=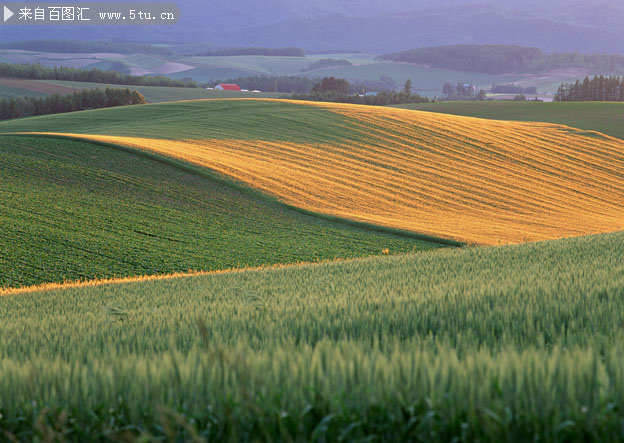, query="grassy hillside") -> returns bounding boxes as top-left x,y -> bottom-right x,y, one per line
1,231 -> 623,440
5,99 -> 622,245
0,99 -> 357,142
393,101 -> 624,140
0,135 -> 439,289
